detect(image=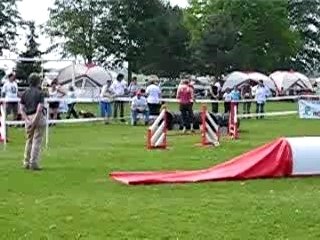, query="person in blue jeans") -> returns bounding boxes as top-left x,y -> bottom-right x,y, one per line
131,89 -> 149,126
100,80 -> 114,124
